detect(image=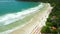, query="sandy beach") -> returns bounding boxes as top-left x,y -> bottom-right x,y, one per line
9,3 -> 53,34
